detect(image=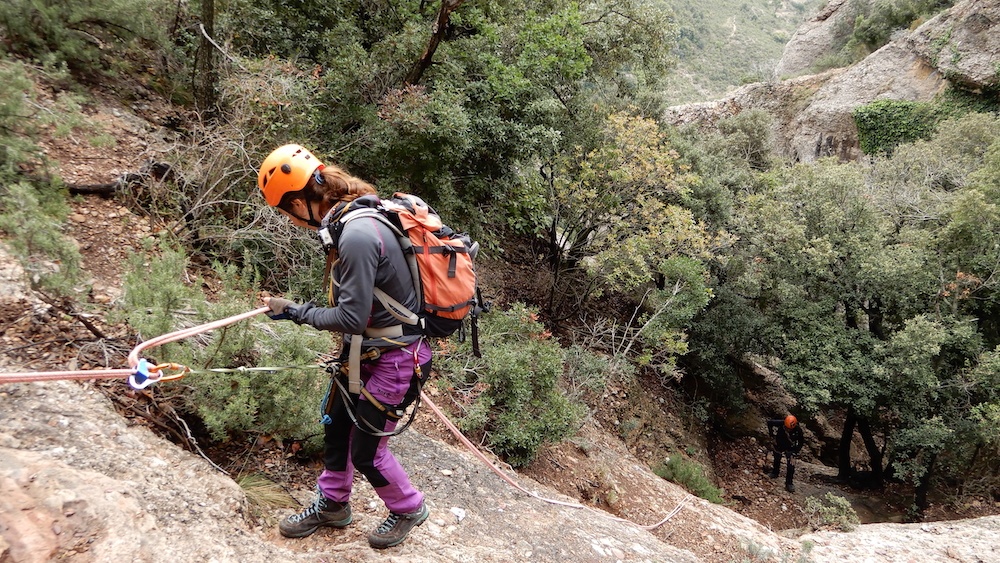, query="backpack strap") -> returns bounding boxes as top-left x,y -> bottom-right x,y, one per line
345,210 -> 423,327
